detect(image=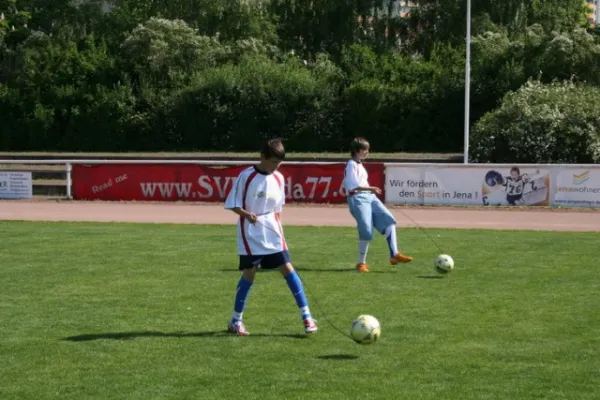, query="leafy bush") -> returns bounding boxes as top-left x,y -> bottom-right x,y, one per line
341,44 -> 465,152
161,54 -> 340,151
470,80 -> 600,163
